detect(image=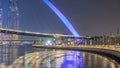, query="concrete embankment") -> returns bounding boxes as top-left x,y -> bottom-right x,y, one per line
33,46 -> 120,64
